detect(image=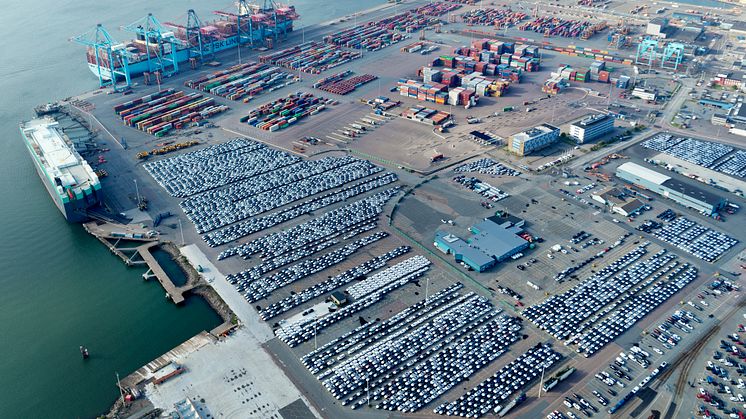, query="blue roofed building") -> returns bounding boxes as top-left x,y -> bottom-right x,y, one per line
434,215 -> 530,272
